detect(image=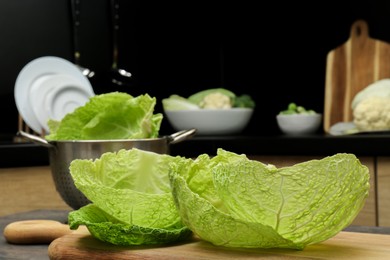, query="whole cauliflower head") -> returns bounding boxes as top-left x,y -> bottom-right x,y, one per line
353,96 -> 390,131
